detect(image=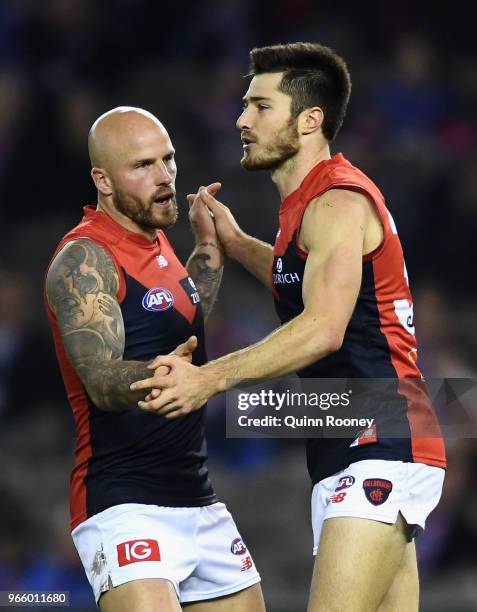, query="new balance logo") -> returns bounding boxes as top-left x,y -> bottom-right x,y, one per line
156,255 -> 168,268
